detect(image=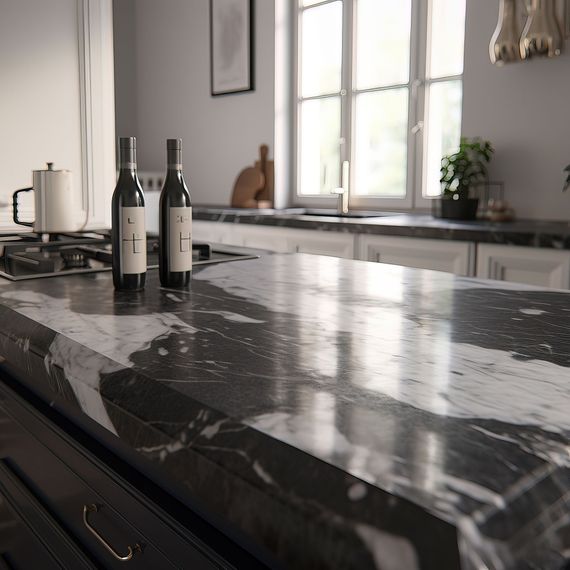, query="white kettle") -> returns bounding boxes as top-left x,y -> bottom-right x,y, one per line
13,163 -> 84,233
